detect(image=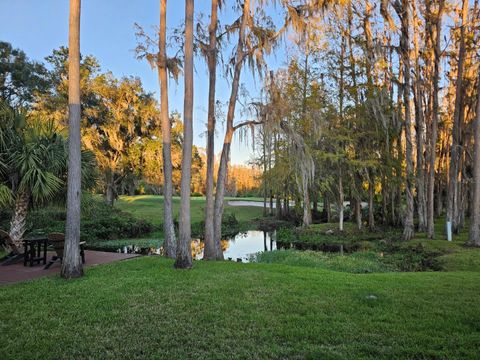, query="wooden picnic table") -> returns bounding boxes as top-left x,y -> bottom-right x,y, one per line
23,237 -> 48,267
